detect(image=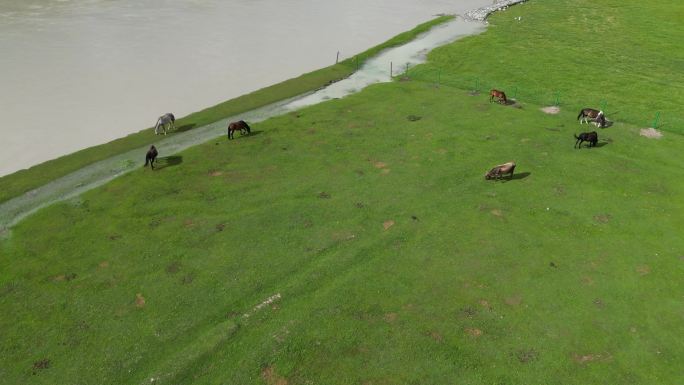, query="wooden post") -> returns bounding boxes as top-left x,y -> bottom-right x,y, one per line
336,51 -> 339,64
390,61 -> 393,79
405,62 -> 409,75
